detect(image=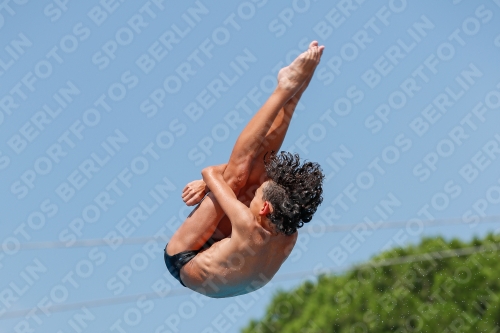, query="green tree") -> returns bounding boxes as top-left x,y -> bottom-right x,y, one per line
242,234 -> 500,333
